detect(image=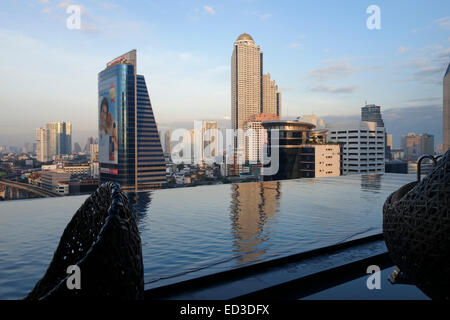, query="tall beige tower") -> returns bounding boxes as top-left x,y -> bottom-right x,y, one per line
262,73 -> 281,117
231,33 -> 263,152
444,63 -> 450,152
